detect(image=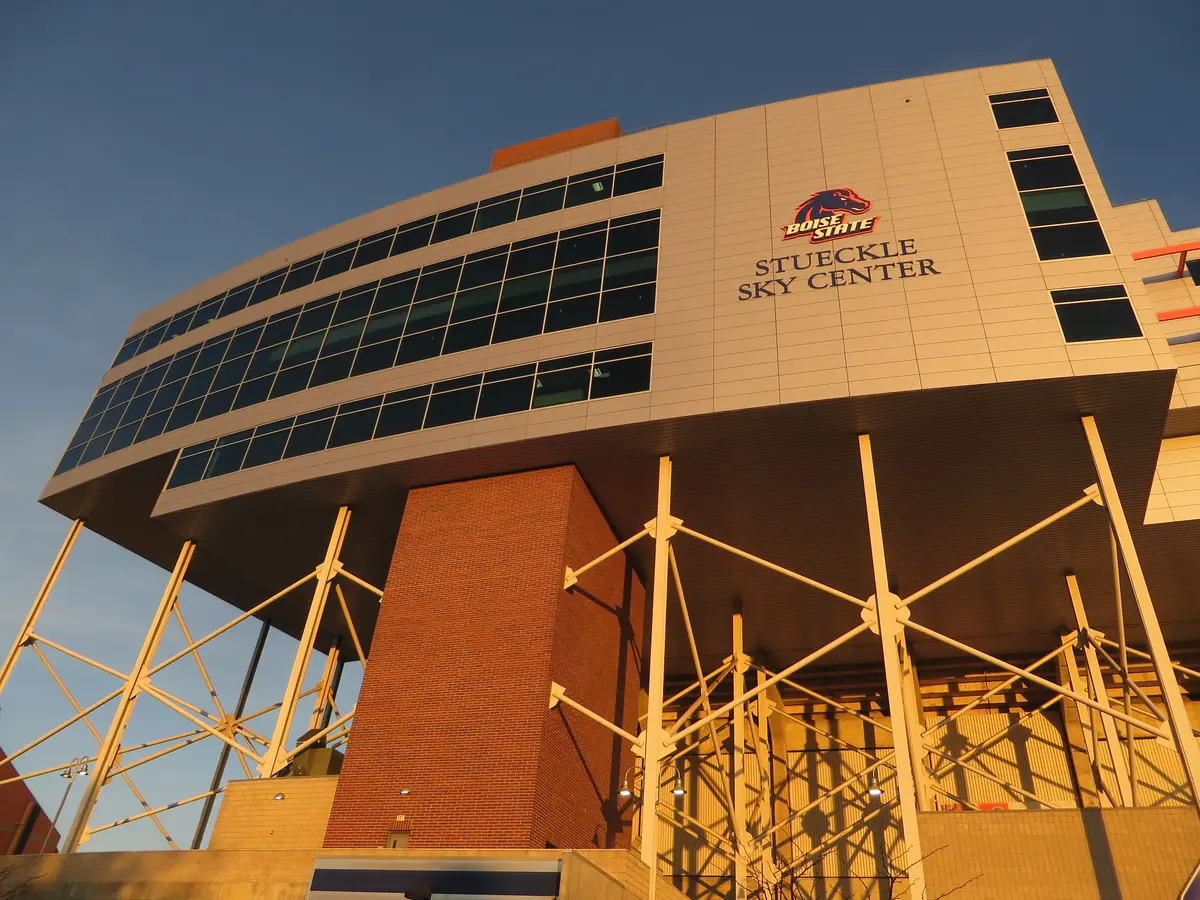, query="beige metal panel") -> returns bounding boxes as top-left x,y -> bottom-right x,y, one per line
1094,737 -> 1190,808
785,748 -> 903,881
656,751 -> 734,879
1143,435 -> 1200,523
923,709 -> 1077,810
